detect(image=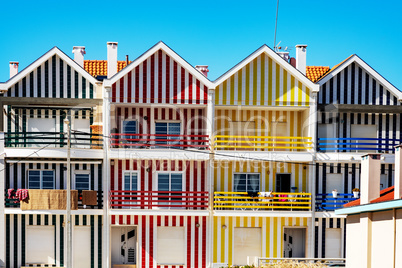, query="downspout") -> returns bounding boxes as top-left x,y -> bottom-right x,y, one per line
103,86 -> 111,268
310,90 -> 318,258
